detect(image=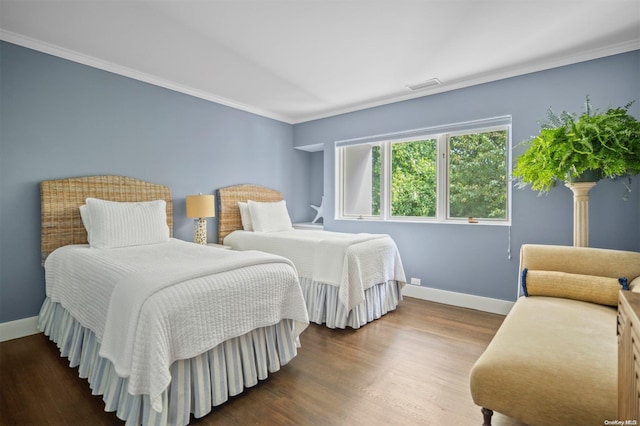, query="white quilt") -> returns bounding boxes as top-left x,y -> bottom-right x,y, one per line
224,230 -> 406,310
44,239 -> 309,413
